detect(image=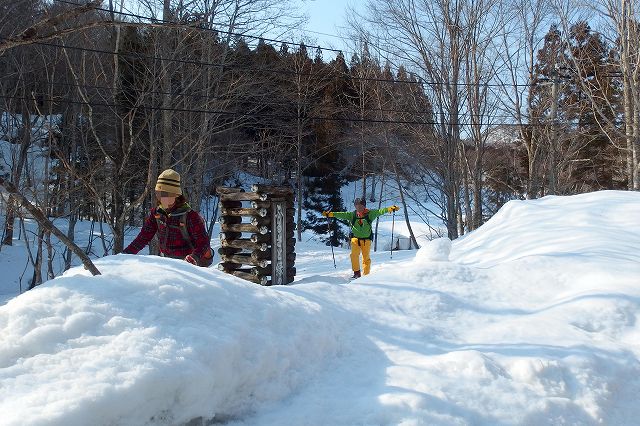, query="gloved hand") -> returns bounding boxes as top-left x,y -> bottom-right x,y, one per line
184,254 -> 198,265
321,211 -> 334,217
388,205 -> 400,213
